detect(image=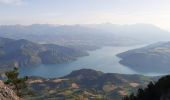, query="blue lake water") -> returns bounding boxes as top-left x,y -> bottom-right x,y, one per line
20,45 -> 159,78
